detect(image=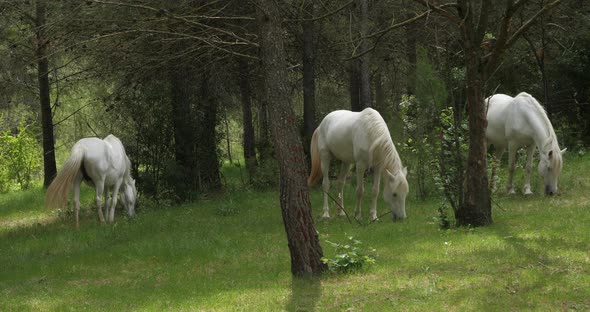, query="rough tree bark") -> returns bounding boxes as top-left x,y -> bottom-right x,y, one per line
256,0 -> 326,276
169,62 -> 195,200
36,0 -> 57,188
196,73 -> 221,191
